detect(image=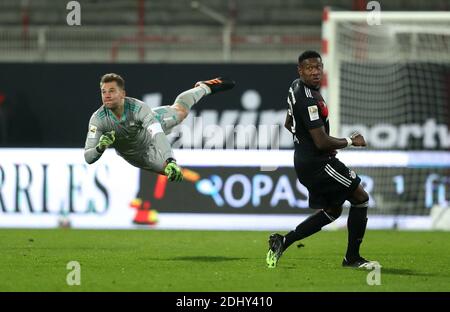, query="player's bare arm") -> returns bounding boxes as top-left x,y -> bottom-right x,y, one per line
309,126 -> 366,151
284,111 -> 294,133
